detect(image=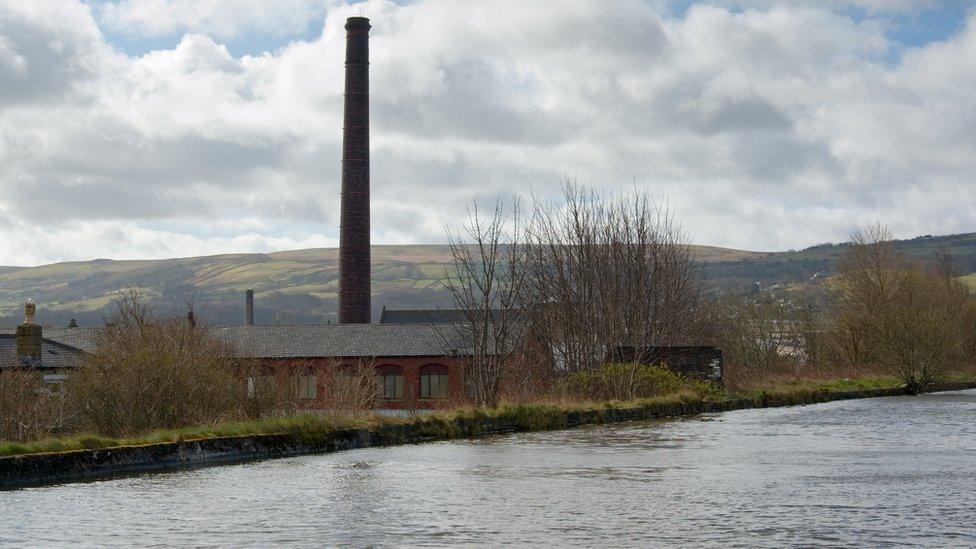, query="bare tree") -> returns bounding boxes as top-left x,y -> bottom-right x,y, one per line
523,182 -> 711,374
0,369 -> 70,442
322,357 -> 378,415
834,225 -> 972,391
714,295 -> 796,373
444,199 -> 528,408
